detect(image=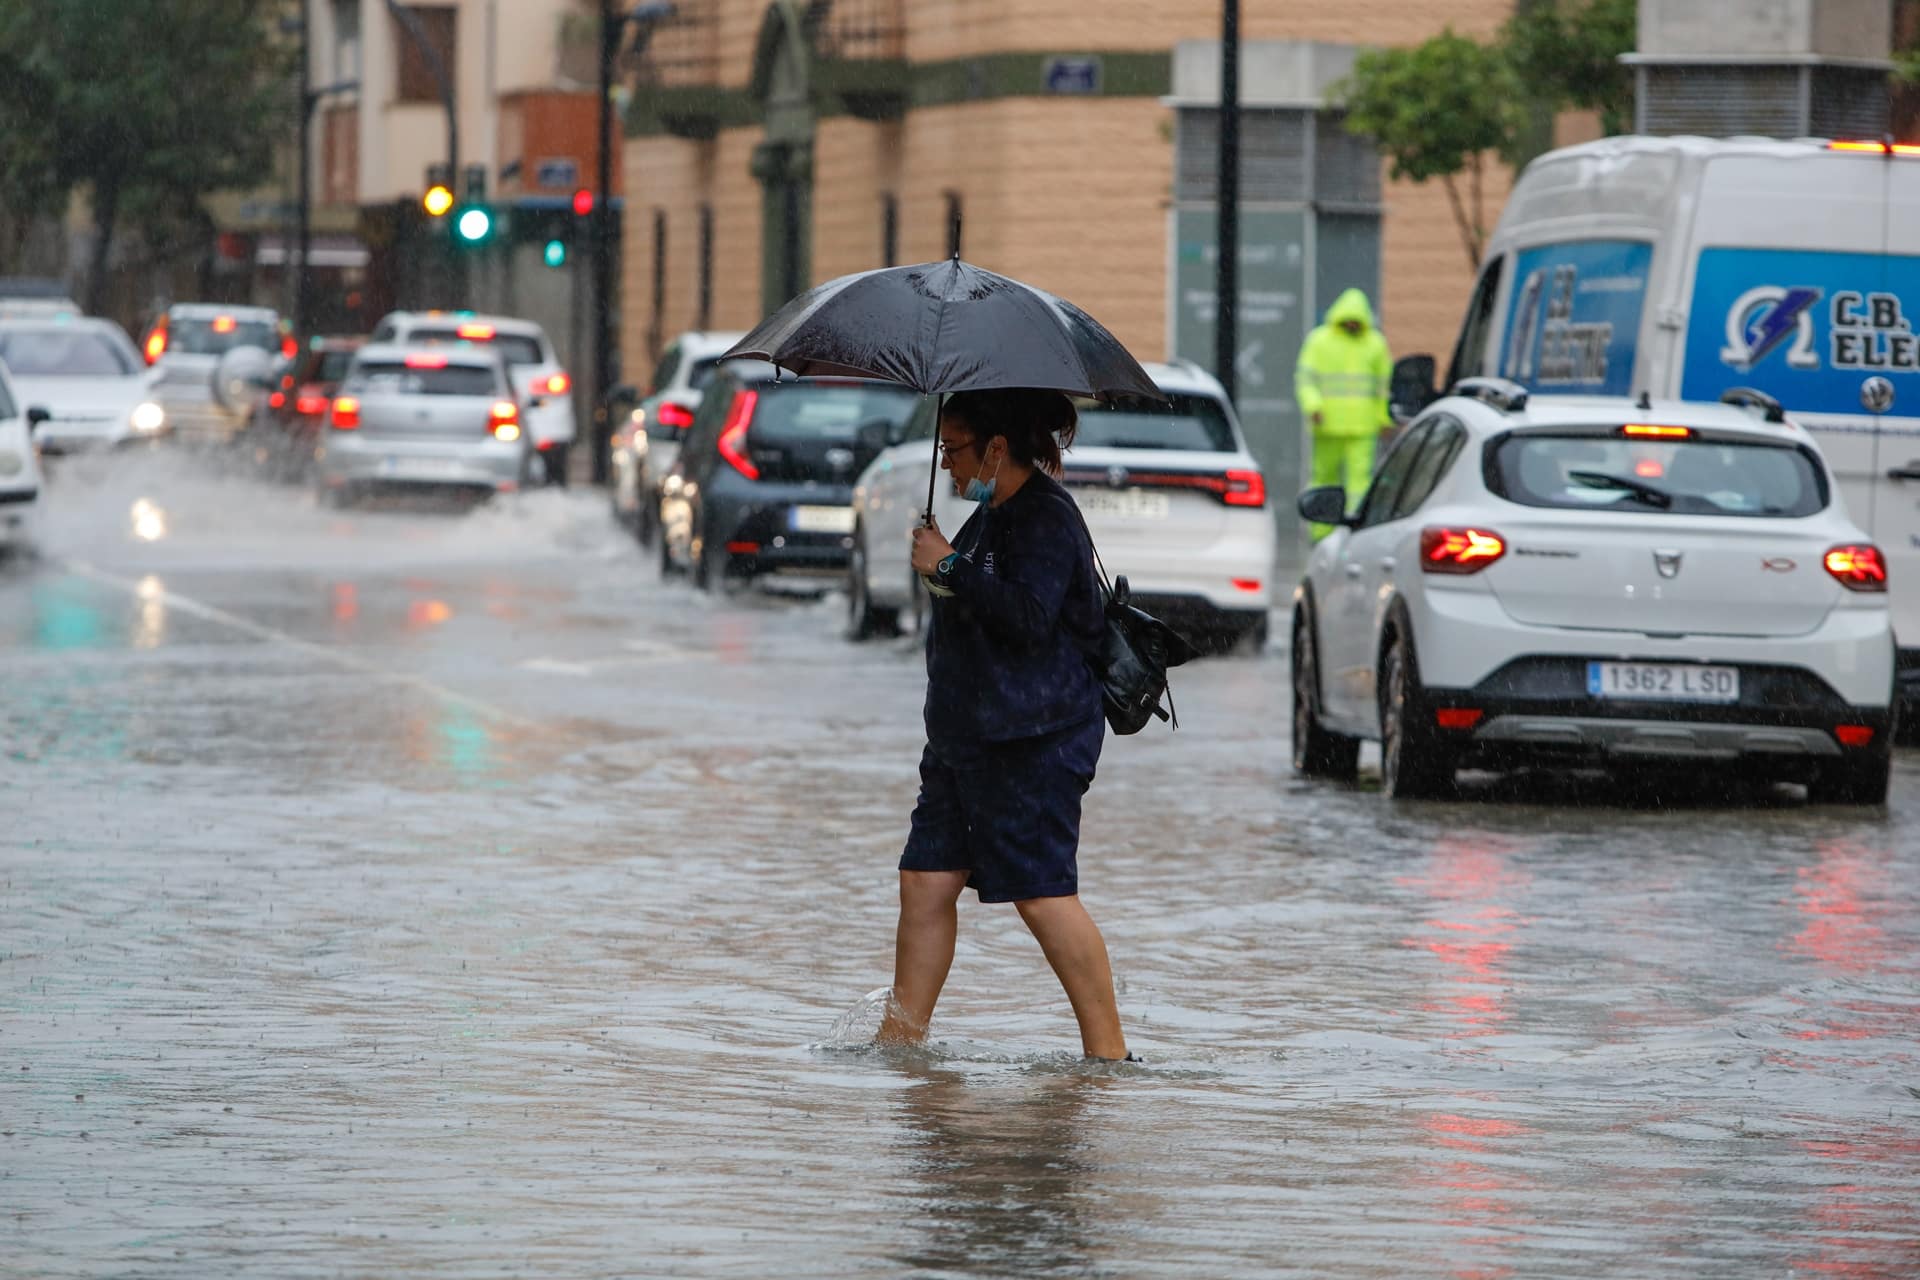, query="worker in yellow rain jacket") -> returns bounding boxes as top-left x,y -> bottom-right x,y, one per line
1294,288 -> 1393,538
